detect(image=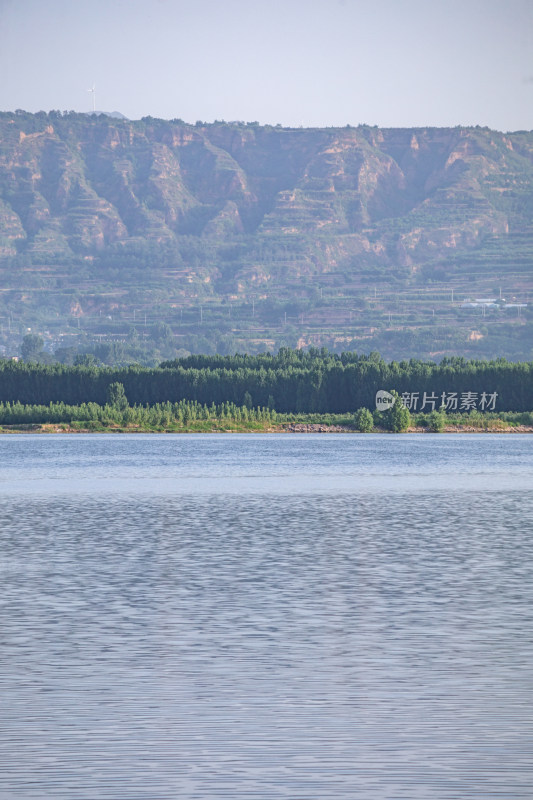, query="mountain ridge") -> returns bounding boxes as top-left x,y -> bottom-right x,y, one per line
0,111 -> 531,362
